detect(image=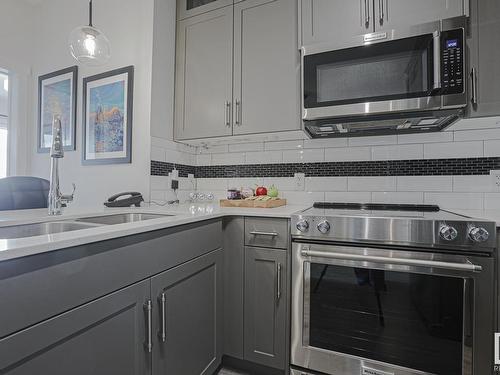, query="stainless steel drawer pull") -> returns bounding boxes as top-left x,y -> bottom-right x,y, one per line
250,231 -> 279,237
301,249 -> 483,273
158,292 -> 166,343
276,263 -> 282,301
471,68 -> 478,105
144,300 -> 153,353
